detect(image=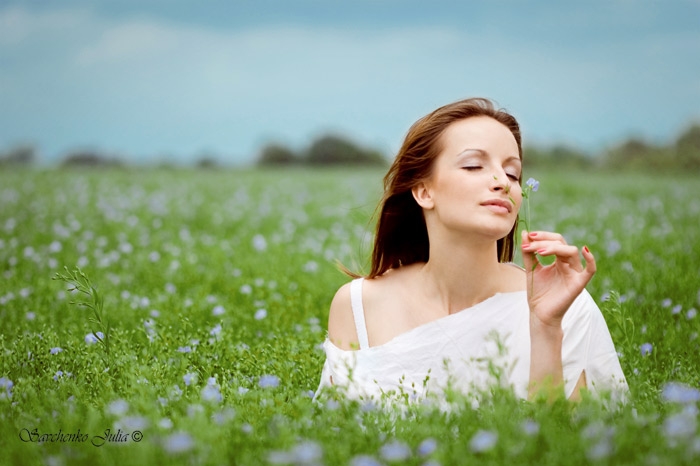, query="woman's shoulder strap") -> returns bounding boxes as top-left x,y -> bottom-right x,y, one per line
349,278 -> 369,350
